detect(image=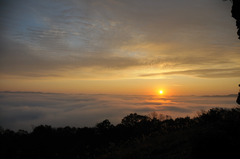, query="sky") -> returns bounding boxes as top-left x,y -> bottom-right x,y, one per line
0,0 -> 239,130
